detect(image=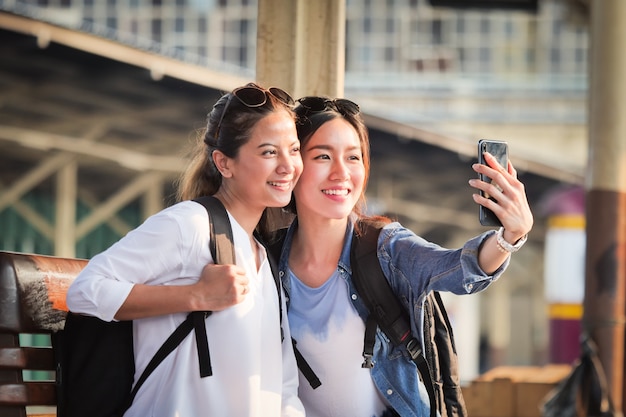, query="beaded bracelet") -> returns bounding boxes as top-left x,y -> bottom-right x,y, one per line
496,227 -> 527,253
